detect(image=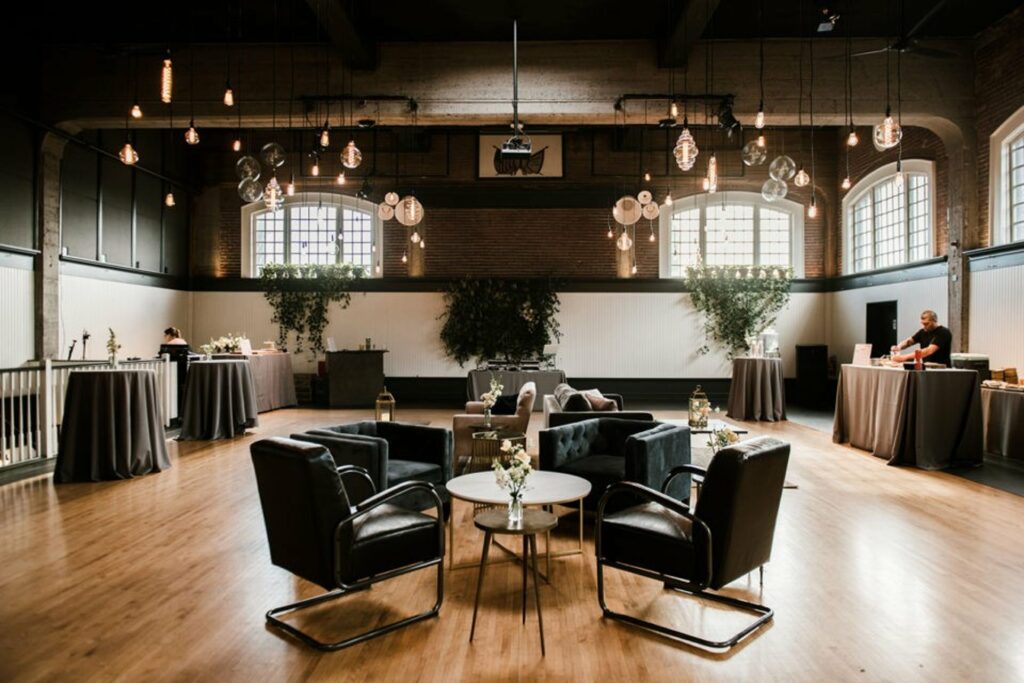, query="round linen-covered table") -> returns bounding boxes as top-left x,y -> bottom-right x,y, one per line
54,369 -> 170,483
178,360 -> 259,441
981,387 -> 1024,460
726,357 -> 787,422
